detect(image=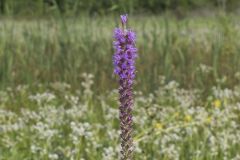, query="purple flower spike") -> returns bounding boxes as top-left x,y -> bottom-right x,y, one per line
113,14 -> 137,160
120,14 -> 128,25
